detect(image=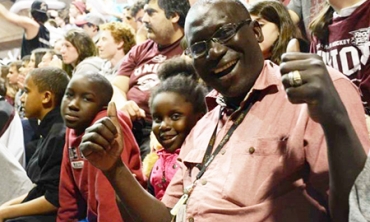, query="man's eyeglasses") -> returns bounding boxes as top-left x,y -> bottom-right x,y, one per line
185,19 -> 251,59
